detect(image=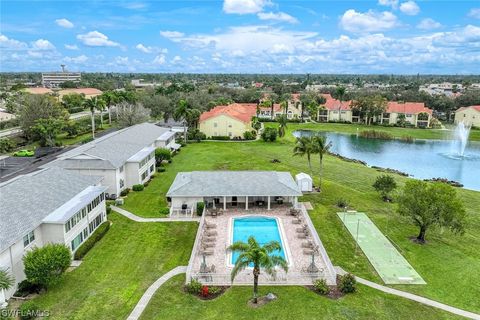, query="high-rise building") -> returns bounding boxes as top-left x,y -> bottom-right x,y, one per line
41,65 -> 81,88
